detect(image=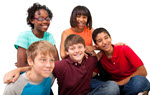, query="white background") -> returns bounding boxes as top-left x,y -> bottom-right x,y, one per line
0,0 -> 150,95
